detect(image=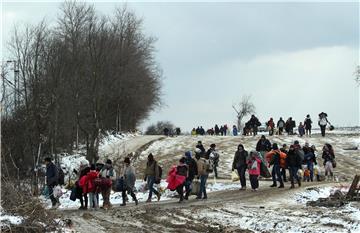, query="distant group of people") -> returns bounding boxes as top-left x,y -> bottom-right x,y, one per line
189,112 -> 332,138
164,127 -> 181,136
191,124 -> 234,136
231,135 -> 336,191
